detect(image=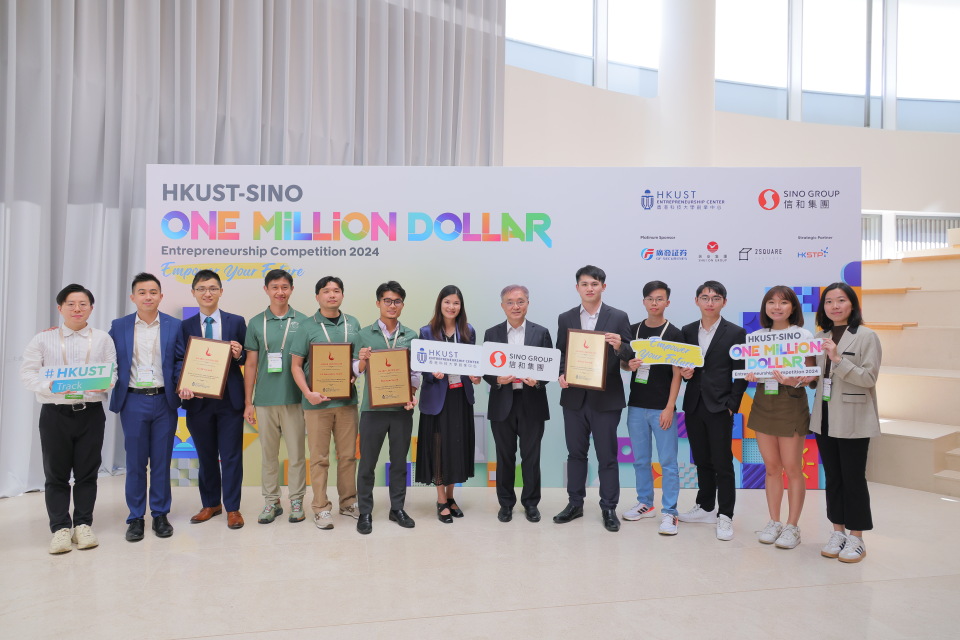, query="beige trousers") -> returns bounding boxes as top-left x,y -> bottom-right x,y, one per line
256,404 -> 306,504
305,405 -> 359,513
